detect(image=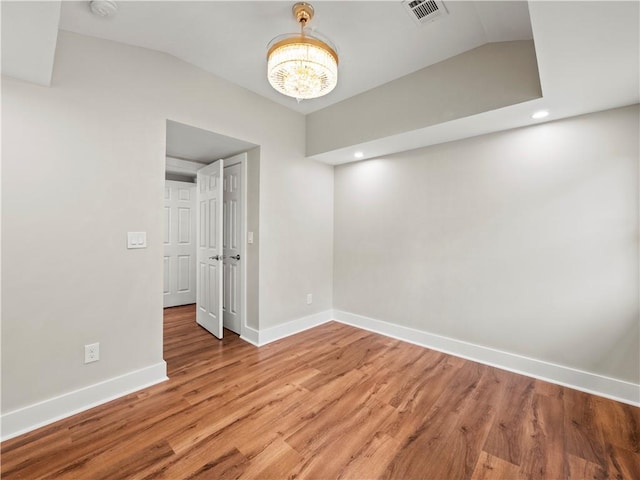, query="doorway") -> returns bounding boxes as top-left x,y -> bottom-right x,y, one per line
163,120 -> 257,340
